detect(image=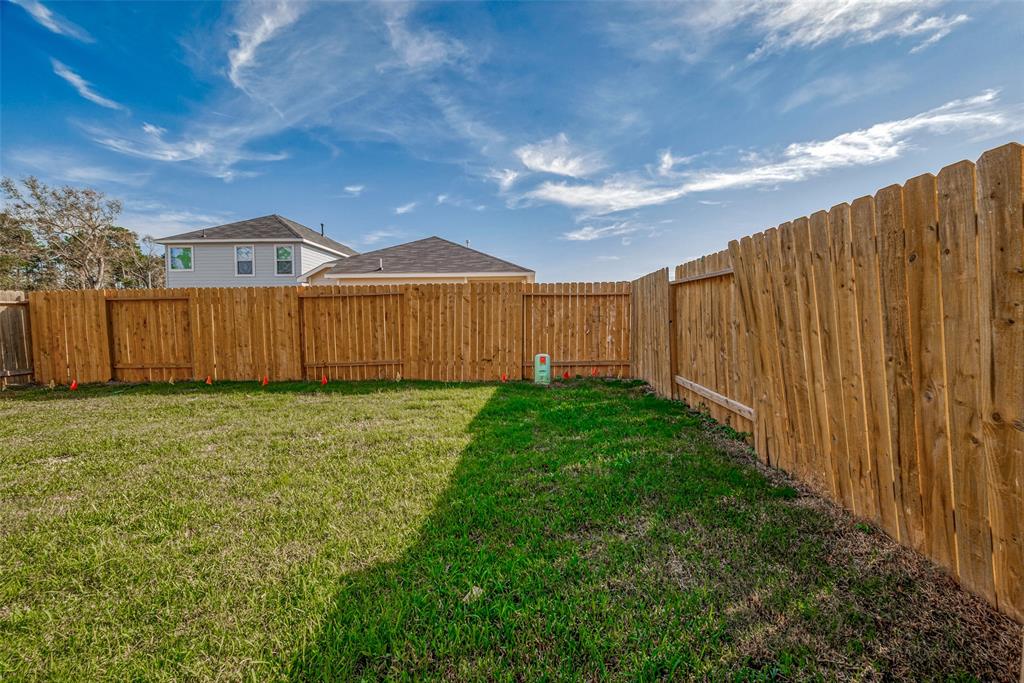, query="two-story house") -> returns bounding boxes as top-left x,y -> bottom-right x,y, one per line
156,215 -> 357,287
157,215 -> 535,288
